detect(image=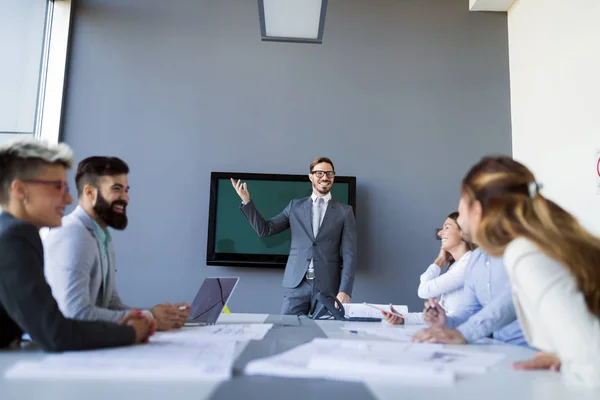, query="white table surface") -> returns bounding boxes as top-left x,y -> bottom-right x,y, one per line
0,314 -> 267,400
1,314 -> 597,400
315,319 -> 600,399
